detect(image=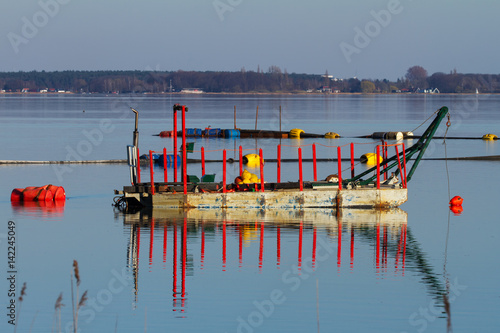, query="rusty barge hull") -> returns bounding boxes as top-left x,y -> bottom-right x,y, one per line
119,184 -> 407,209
